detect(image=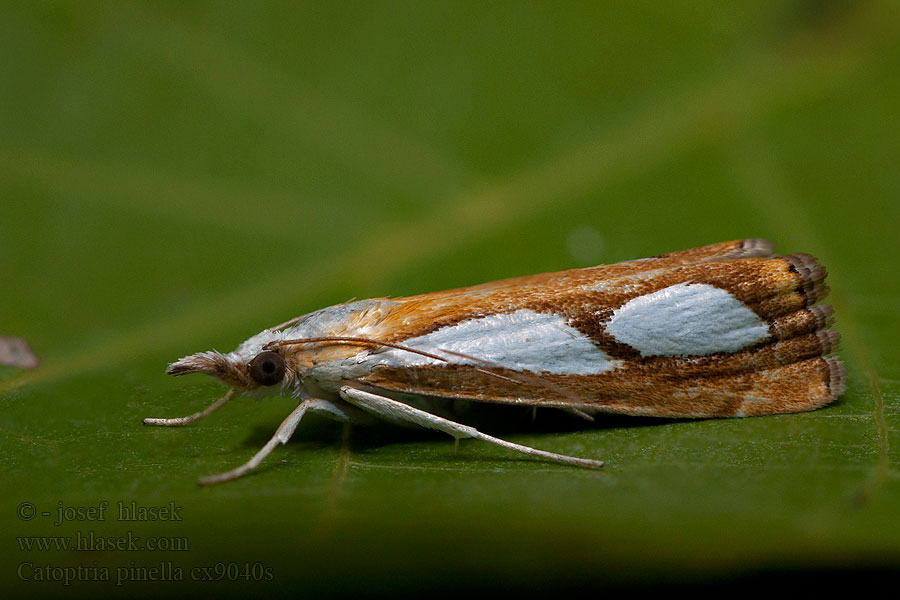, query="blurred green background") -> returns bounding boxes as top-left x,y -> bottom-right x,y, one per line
2,0 -> 899,596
